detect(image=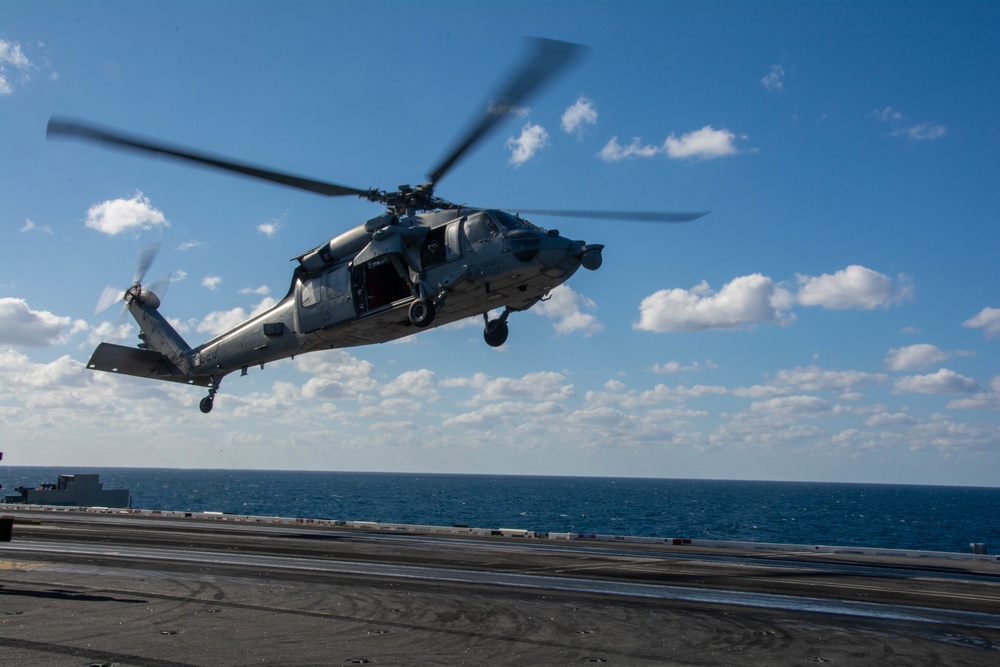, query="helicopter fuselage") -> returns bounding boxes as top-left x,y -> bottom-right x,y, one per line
87,207 -> 602,411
